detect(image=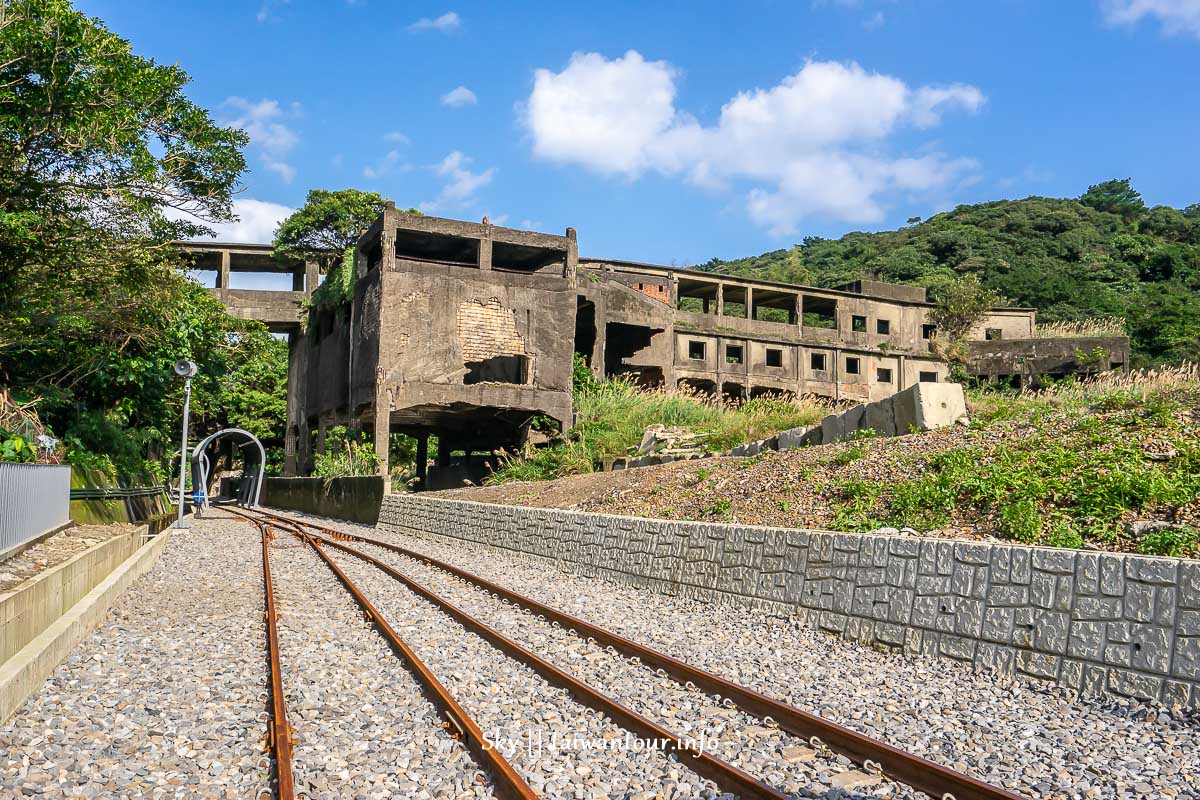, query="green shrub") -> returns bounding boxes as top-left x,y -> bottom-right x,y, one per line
1137,527 -> 1199,557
